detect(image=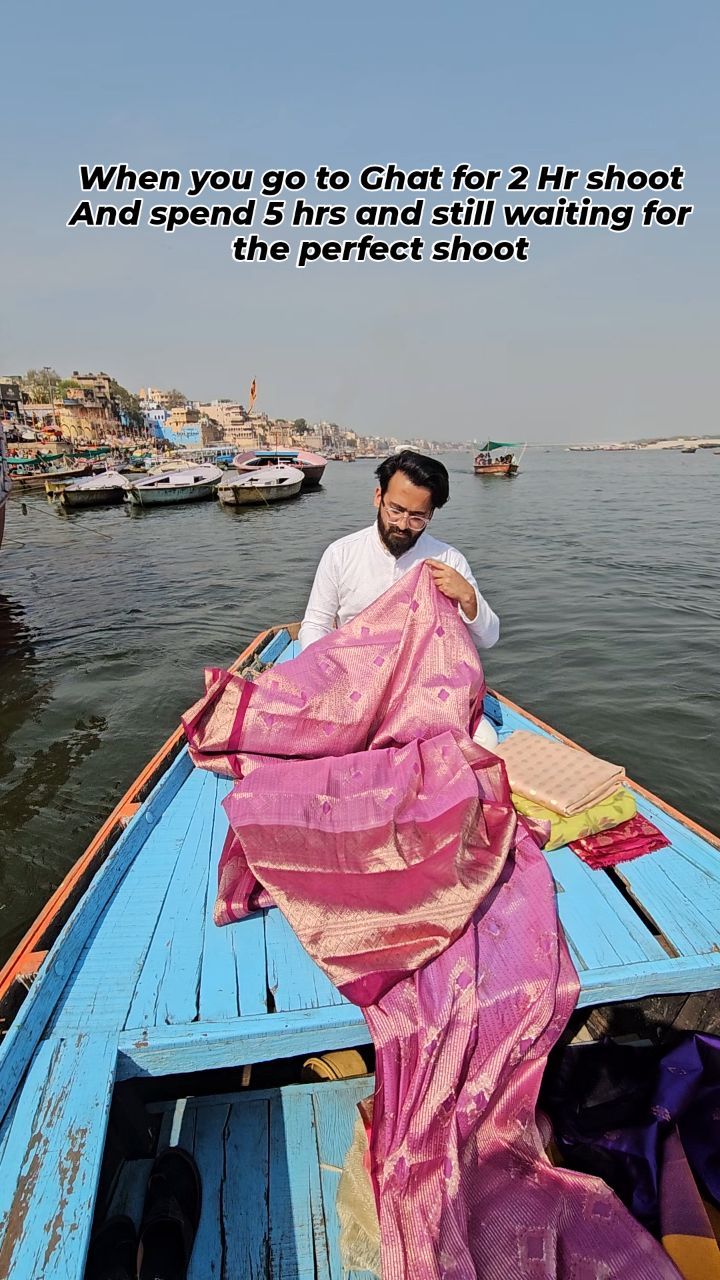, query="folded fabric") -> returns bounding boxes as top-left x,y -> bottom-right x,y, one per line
570,812 -> 670,868
495,729 -> 625,815
513,787 -> 637,851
